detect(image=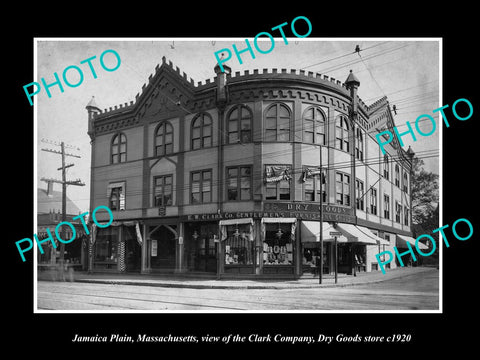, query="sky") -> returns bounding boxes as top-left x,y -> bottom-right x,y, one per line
35,38 -> 440,212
